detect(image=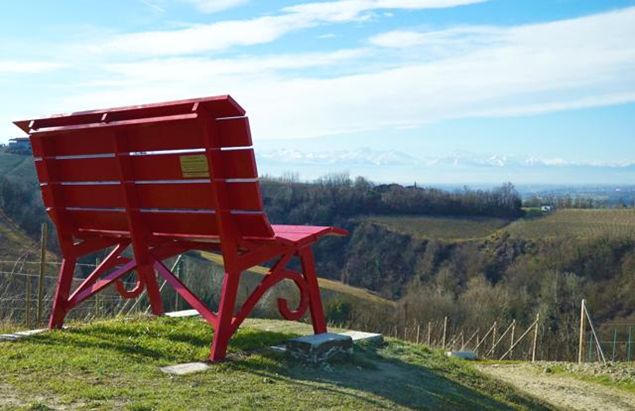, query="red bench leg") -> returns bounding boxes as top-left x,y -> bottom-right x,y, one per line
48,258 -> 77,329
139,264 -> 164,316
299,247 -> 327,334
209,269 -> 241,362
